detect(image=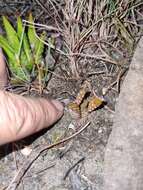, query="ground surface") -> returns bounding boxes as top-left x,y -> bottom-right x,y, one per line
0,1 -> 143,190
103,36 -> 143,190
